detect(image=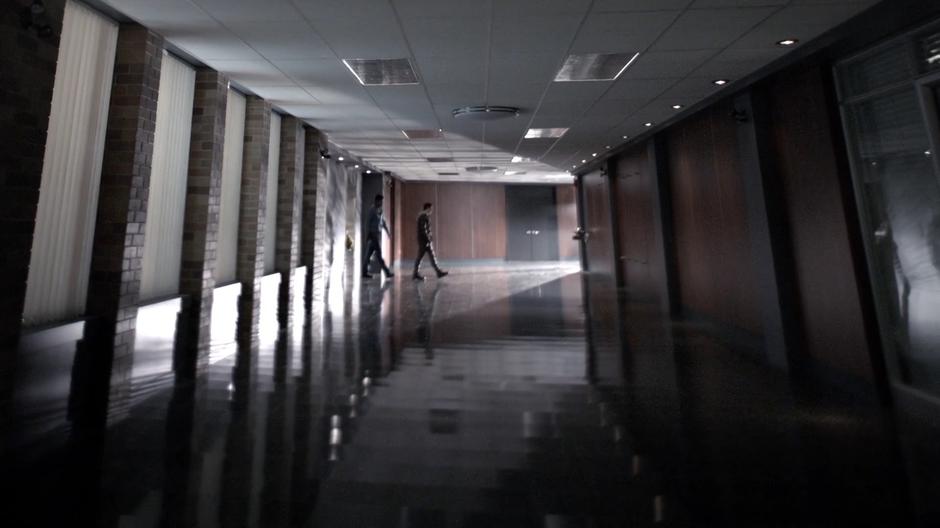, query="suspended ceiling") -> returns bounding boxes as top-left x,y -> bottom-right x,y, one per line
98,0 -> 879,183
